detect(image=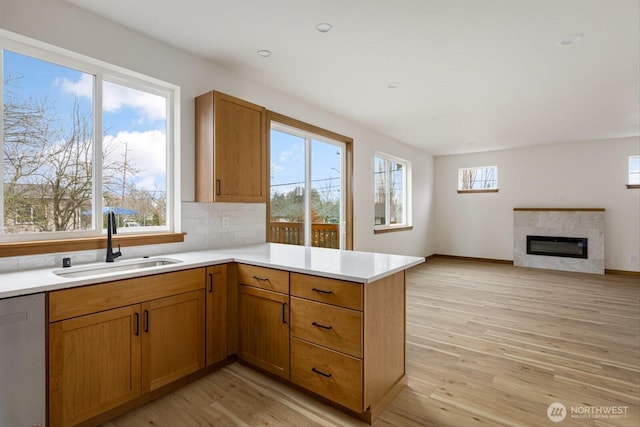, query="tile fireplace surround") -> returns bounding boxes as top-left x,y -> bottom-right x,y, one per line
513,208 -> 605,274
